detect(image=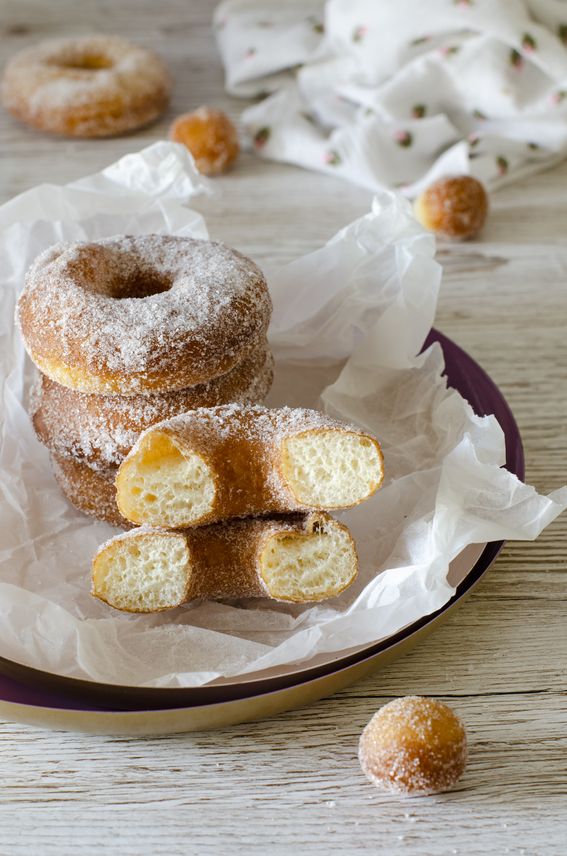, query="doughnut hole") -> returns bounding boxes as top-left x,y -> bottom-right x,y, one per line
414,175 -> 488,241
45,46 -> 114,71
67,244 -> 173,299
92,532 -> 191,612
259,516 -> 358,602
106,269 -> 172,299
280,430 -> 384,508
116,431 -> 216,528
52,54 -> 113,70
169,107 -> 239,176
359,697 -> 468,796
